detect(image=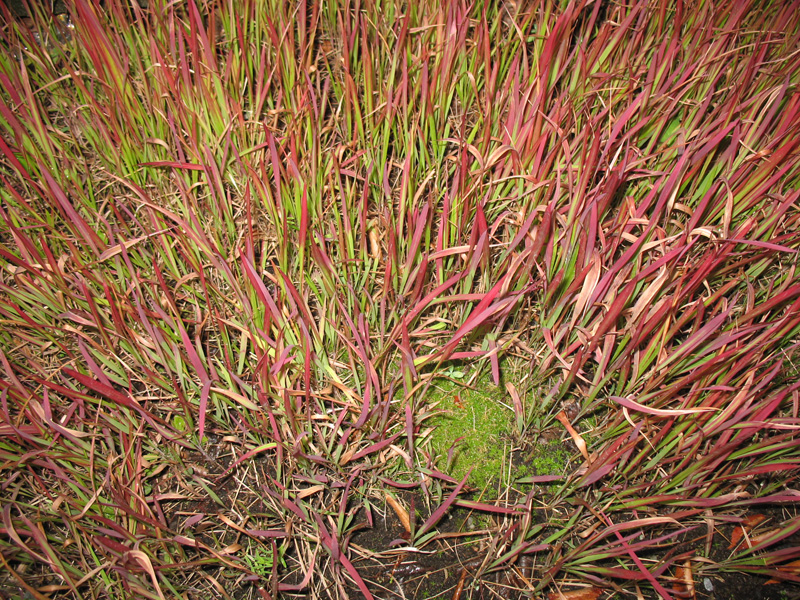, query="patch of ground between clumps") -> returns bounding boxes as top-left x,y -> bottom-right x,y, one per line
598,504 -> 800,600
349,489 -> 533,599
155,433 -> 300,598
692,505 -> 800,600
703,572 -> 800,600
